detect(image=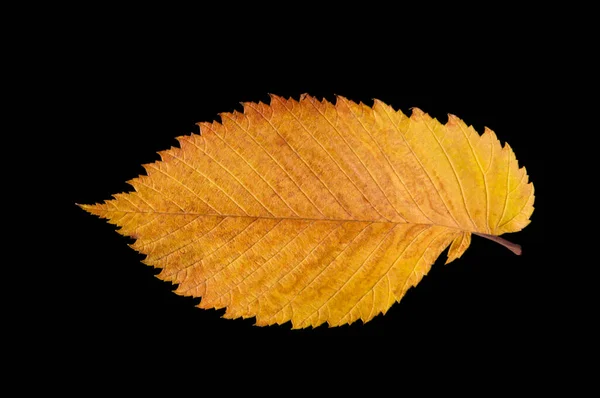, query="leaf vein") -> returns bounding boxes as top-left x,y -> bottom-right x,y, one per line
307,98 -> 405,222
169,147 -> 249,215
456,122 -> 490,233
205,220 -> 284,303
155,217 -> 226,264
175,218 -> 259,286
146,163 -> 221,215
379,106 -> 460,227
509,170 -> 527,195
423,117 -> 477,229
136,215 -> 202,250
495,151 -> 511,231
274,96 -> 381,220
216,221 -> 314,309
337,225 -> 432,324
132,213 -> 161,233
267,222 -> 371,323
497,187 -> 533,229
257,222 -> 343,321
398,229 -> 449,296
222,113 -> 326,217
135,180 -> 185,211
300,223 -> 397,326
185,135 -> 275,217
346,100 -> 434,223
206,123 -> 300,217
123,192 -> 152,212
249,101 -> 353,218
